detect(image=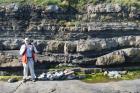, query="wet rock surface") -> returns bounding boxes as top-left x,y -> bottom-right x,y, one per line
1,79 -> 140,93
